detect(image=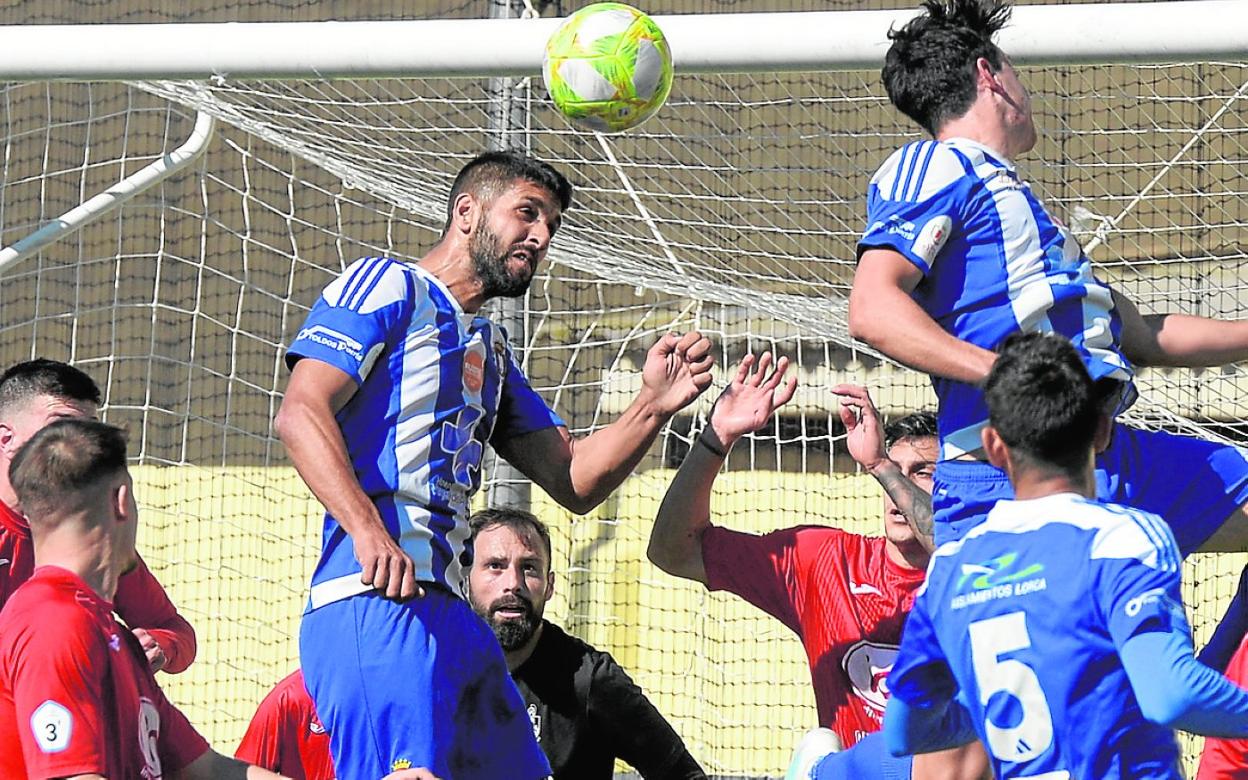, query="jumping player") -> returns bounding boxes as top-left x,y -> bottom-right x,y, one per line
849,0 -> 1248,553
276,150 -> 714,779
0,358 -> 196,673
881,332 -> 1248,778
0,419 -> 284,779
